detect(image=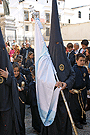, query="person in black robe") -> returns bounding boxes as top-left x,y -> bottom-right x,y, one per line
0,28 -> 22,134
14,57 -> 31,78
29,69 -> 41,133
39,0 -> 75,135
13,62 -> 28,135
69,53 -> 90,129
22,43 -> 34,66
